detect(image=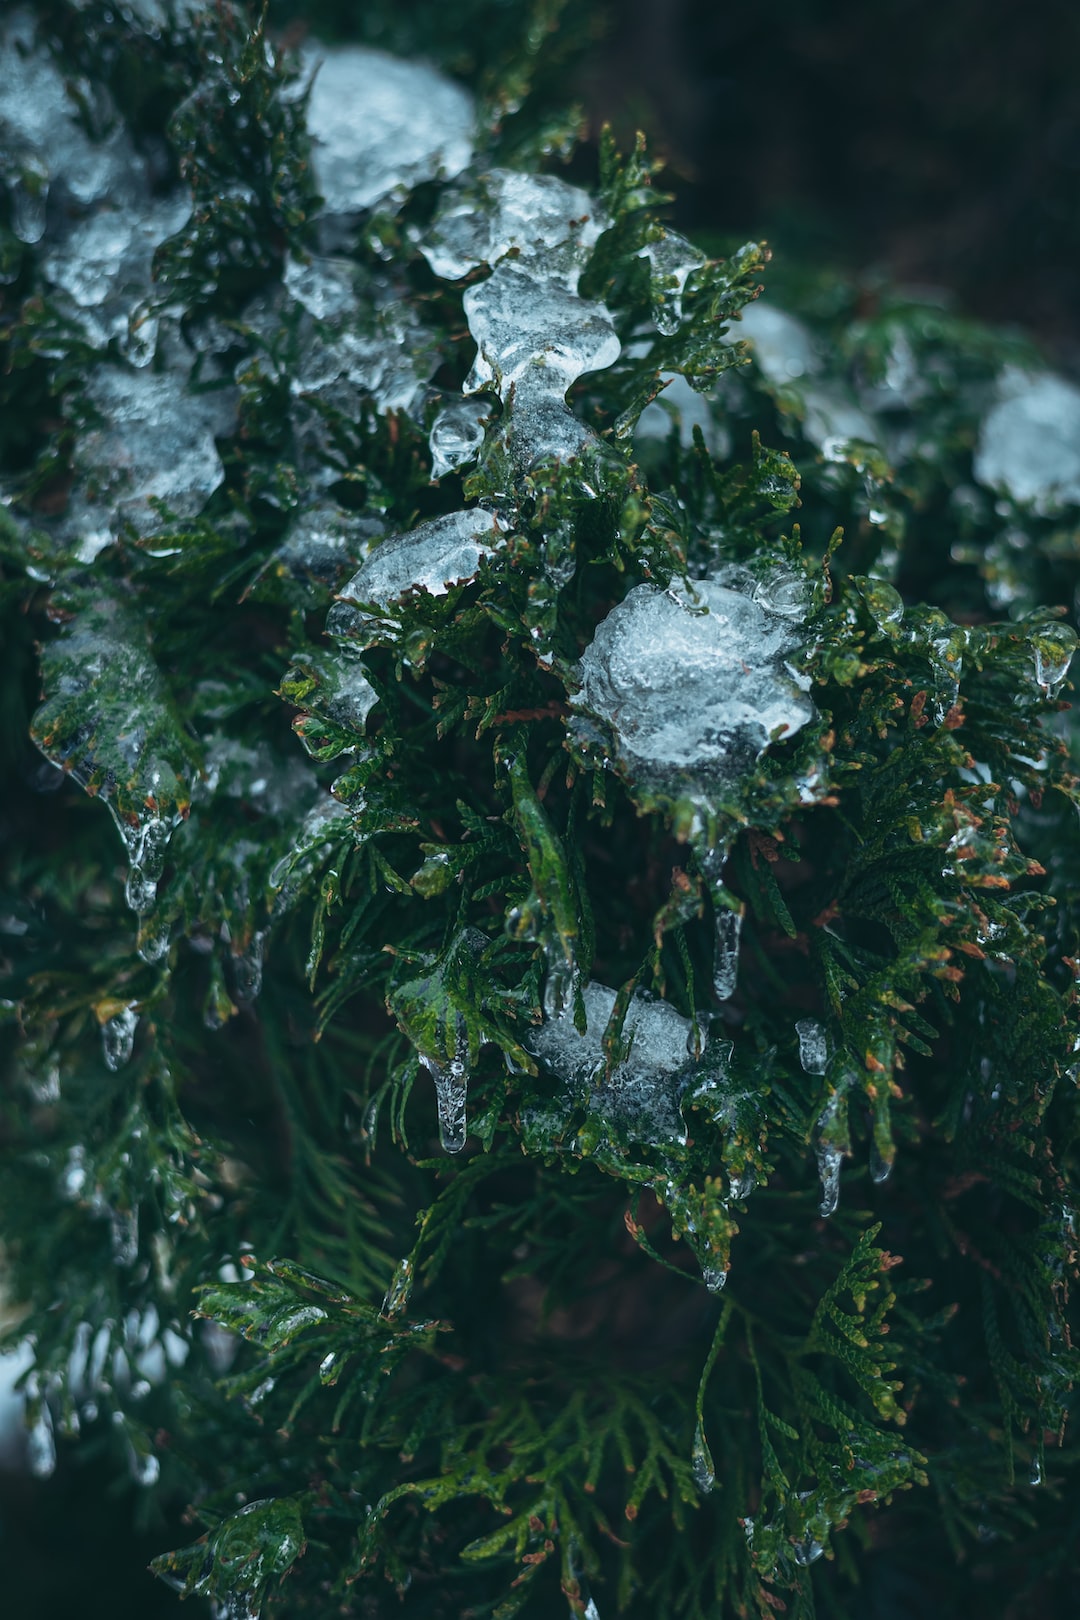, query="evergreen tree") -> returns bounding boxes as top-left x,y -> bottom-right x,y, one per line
1,4 -> 1078,1616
